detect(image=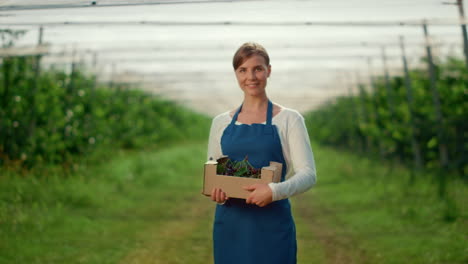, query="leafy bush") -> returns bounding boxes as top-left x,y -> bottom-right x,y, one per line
305,57 -> 467,176
0,56 -> 210,168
